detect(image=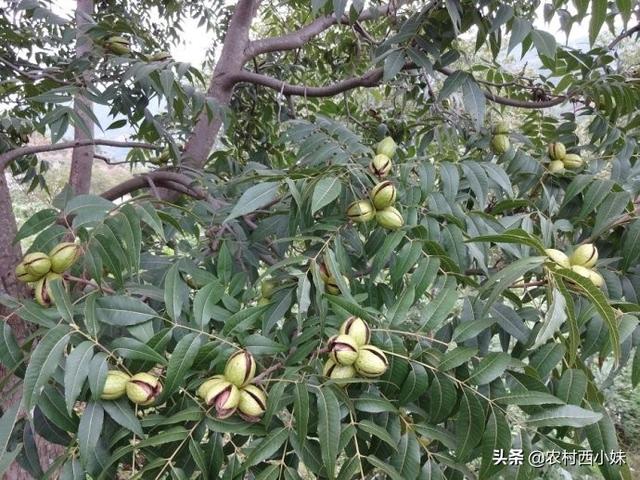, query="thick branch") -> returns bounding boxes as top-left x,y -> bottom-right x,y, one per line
232,63 -> 571,108
100,171 -> 205,201
231,66 -> 391,96
0,139 -> 158,171
245,0 -> 409,58
181,0 -> 261,168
